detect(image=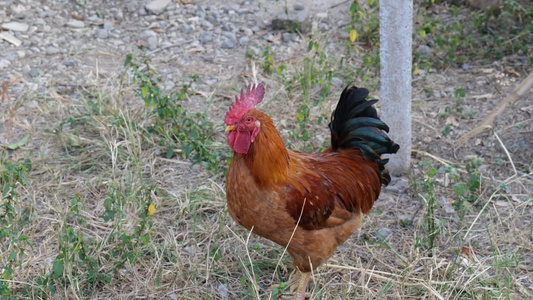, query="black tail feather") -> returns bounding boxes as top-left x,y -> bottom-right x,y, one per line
329,85 -> 400,186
